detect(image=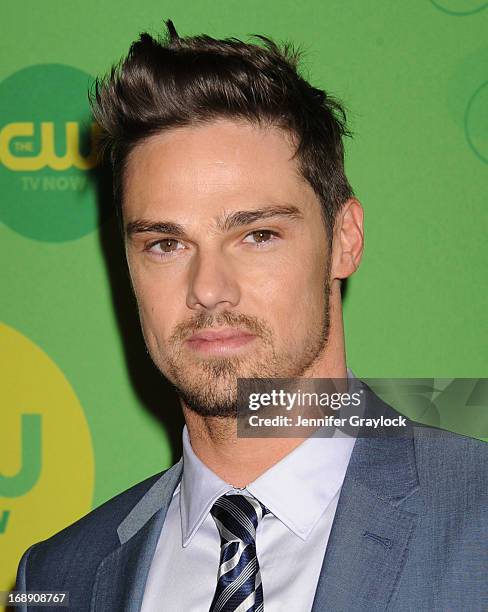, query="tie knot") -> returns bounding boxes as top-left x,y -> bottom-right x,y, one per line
210,493 -> 269,546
